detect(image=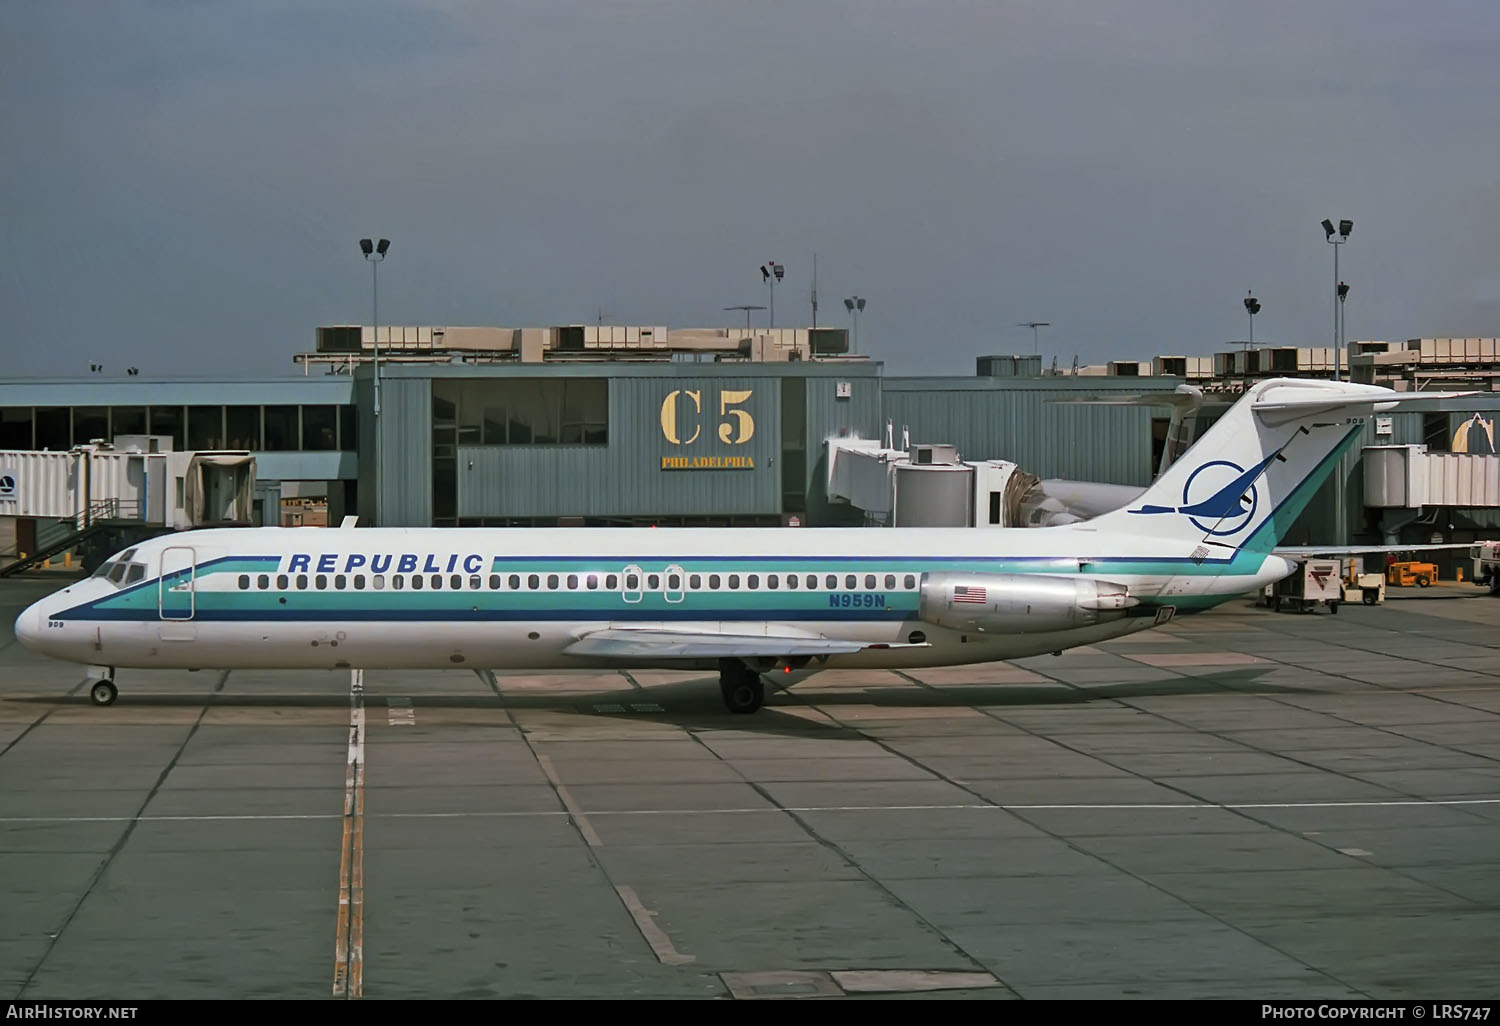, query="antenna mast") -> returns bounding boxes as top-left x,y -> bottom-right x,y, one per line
811,253 -> 819,327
